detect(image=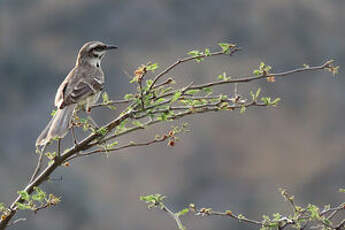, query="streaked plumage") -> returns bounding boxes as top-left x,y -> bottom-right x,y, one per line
36,41 -> 117,146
